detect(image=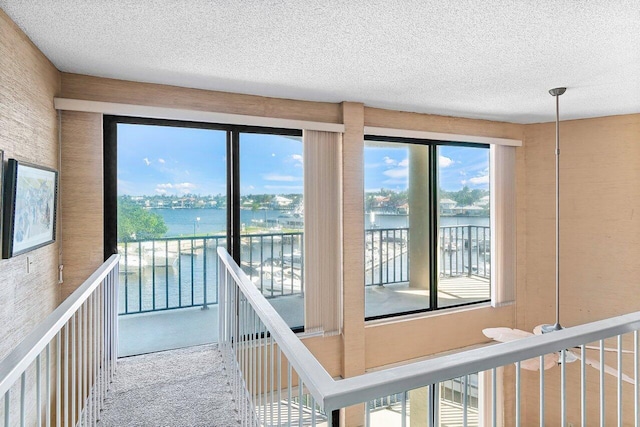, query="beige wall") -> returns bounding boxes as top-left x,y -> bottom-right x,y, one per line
0,7 -> 61,421
516,114 -> 640,425
60,111 -> 104,298
0,8 -> 60,361
56,74 -> 523,426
